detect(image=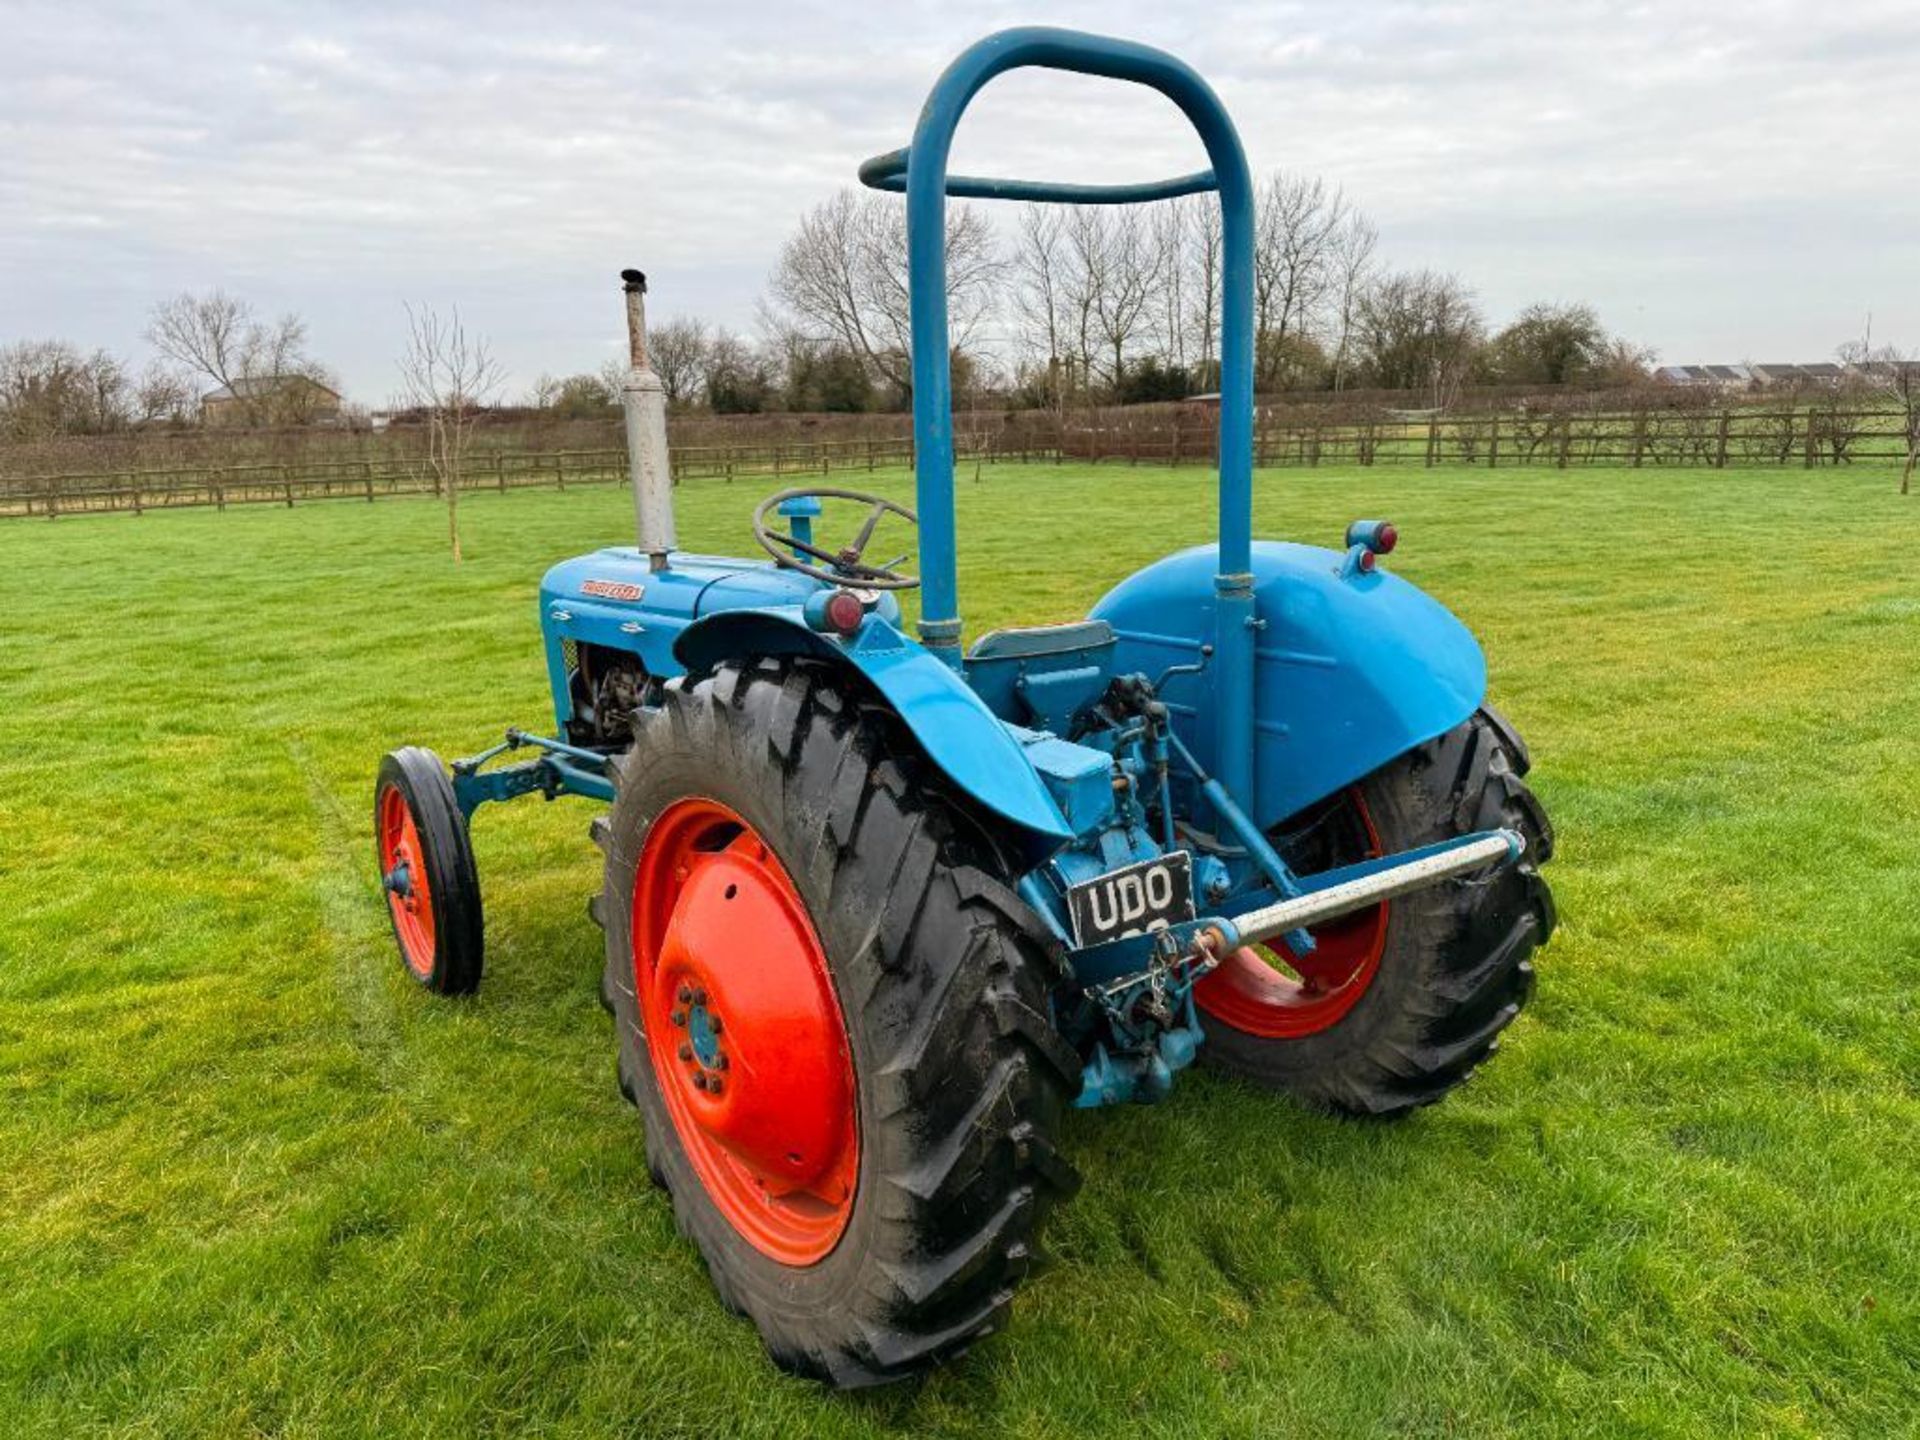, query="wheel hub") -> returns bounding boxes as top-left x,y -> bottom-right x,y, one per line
1195,787 -> 1389,1039
632,798 -> 858,1265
